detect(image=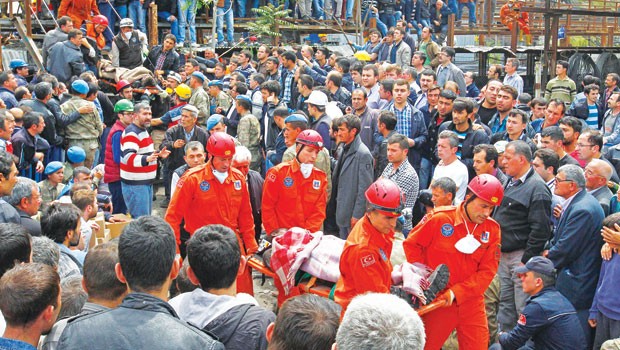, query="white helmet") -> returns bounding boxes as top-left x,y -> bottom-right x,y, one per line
119,18 -> 134,28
